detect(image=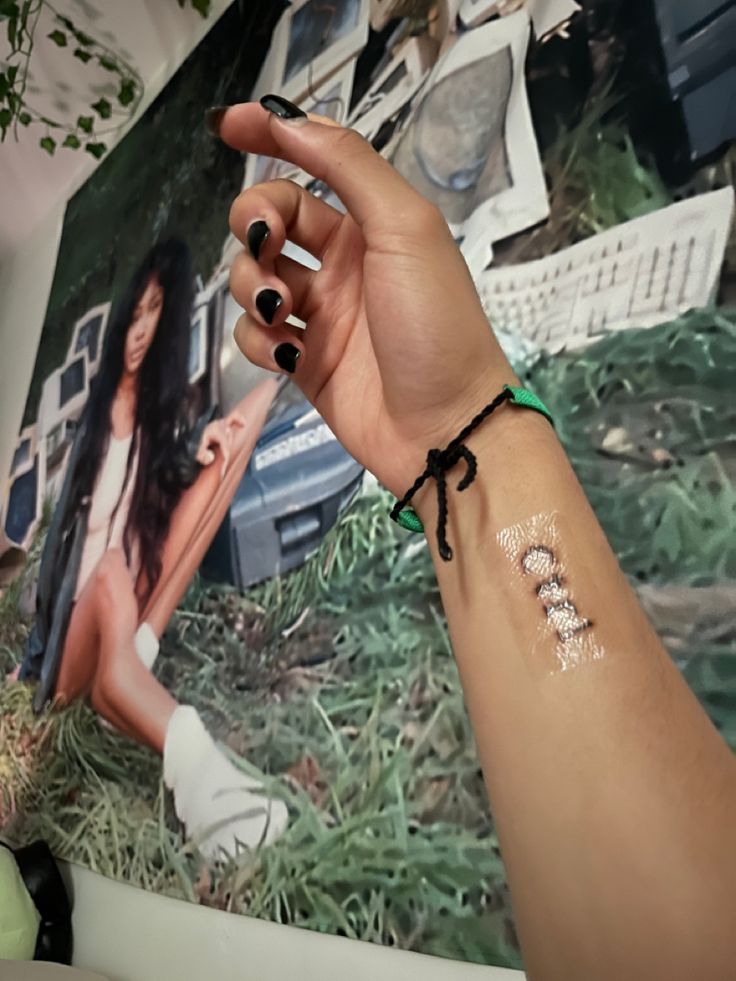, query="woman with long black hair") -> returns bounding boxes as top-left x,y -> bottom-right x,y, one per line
21,239 -> 288,858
